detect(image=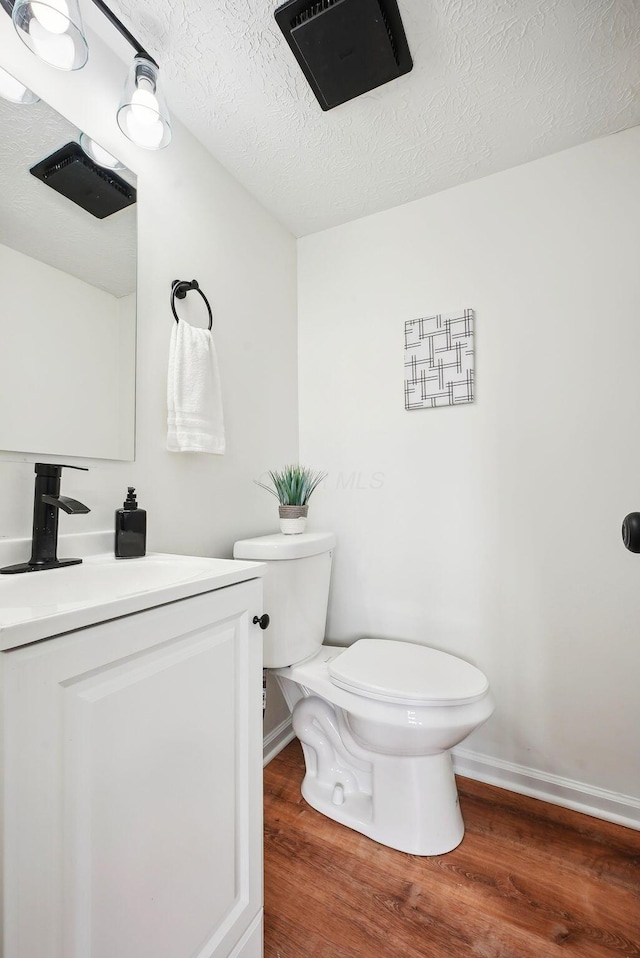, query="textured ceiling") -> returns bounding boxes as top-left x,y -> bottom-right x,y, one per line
96,0 -> 639,236
0,98 -> 136,296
